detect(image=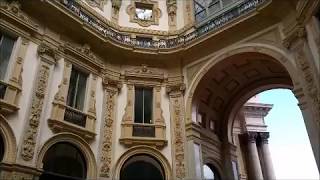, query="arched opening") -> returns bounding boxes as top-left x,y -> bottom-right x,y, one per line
203,164 -> 221,180
39,142 -> 87,180
120,154 -> 165,180
188,48 -> 319,178
0,134 -> 4,161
